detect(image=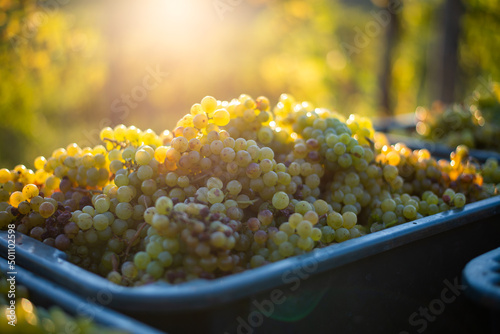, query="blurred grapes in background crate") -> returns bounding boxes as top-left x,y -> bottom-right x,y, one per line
414,83 -> 500,152
374,82 -> 500,162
